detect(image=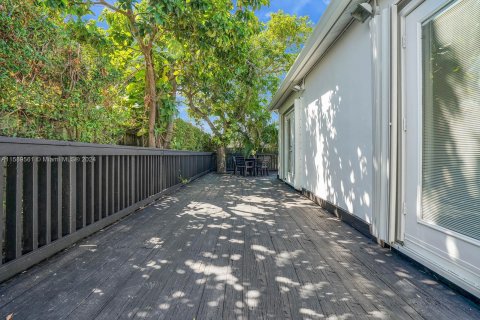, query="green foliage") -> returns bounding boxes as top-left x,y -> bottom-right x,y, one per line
0,0 -> 310,156
170,118 -> 214,151
0,0 -> 127,143
182,10 -> 311,156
